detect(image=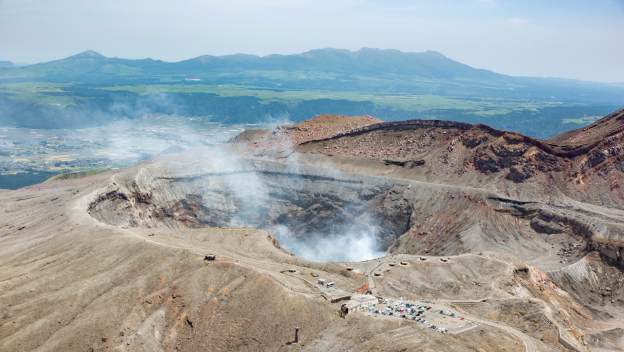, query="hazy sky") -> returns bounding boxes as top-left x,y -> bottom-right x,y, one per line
1,0 -> 623,82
